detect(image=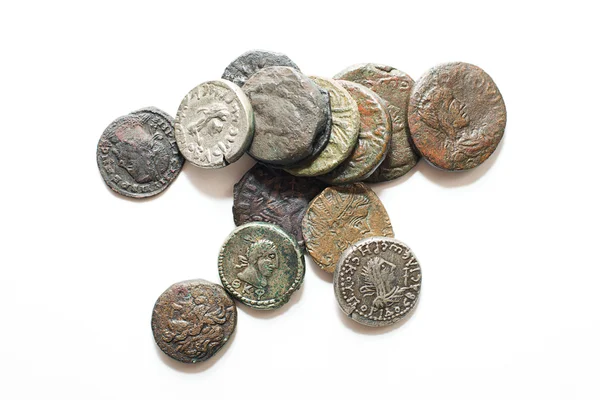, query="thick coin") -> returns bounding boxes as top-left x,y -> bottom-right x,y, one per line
222,49 -> 300,87
408,62 -> 507,170
151,279 -> 237,363
219,222 -> 305,310
96,109 -> 184,198
320,80 -> 391,184
335,64 -> 419,182
233,163 -> 326,249
243,66 -> 330,166
285,76 -> 360,177
334,237 -> 421,327
174,79 -> 254,169
303,183 -> 393,274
